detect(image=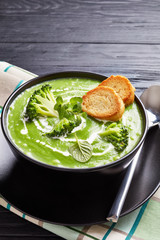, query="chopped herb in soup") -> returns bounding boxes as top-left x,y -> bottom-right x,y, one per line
7,78 -> 144,168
